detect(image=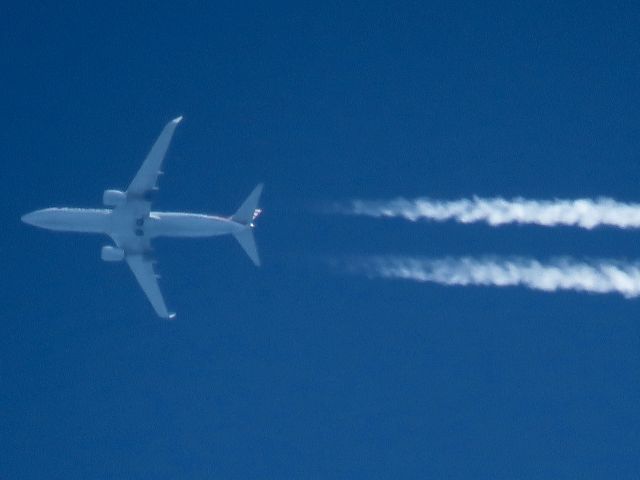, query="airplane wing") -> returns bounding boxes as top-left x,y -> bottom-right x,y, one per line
126,254 -> 176,319
127,116 -> 183,198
